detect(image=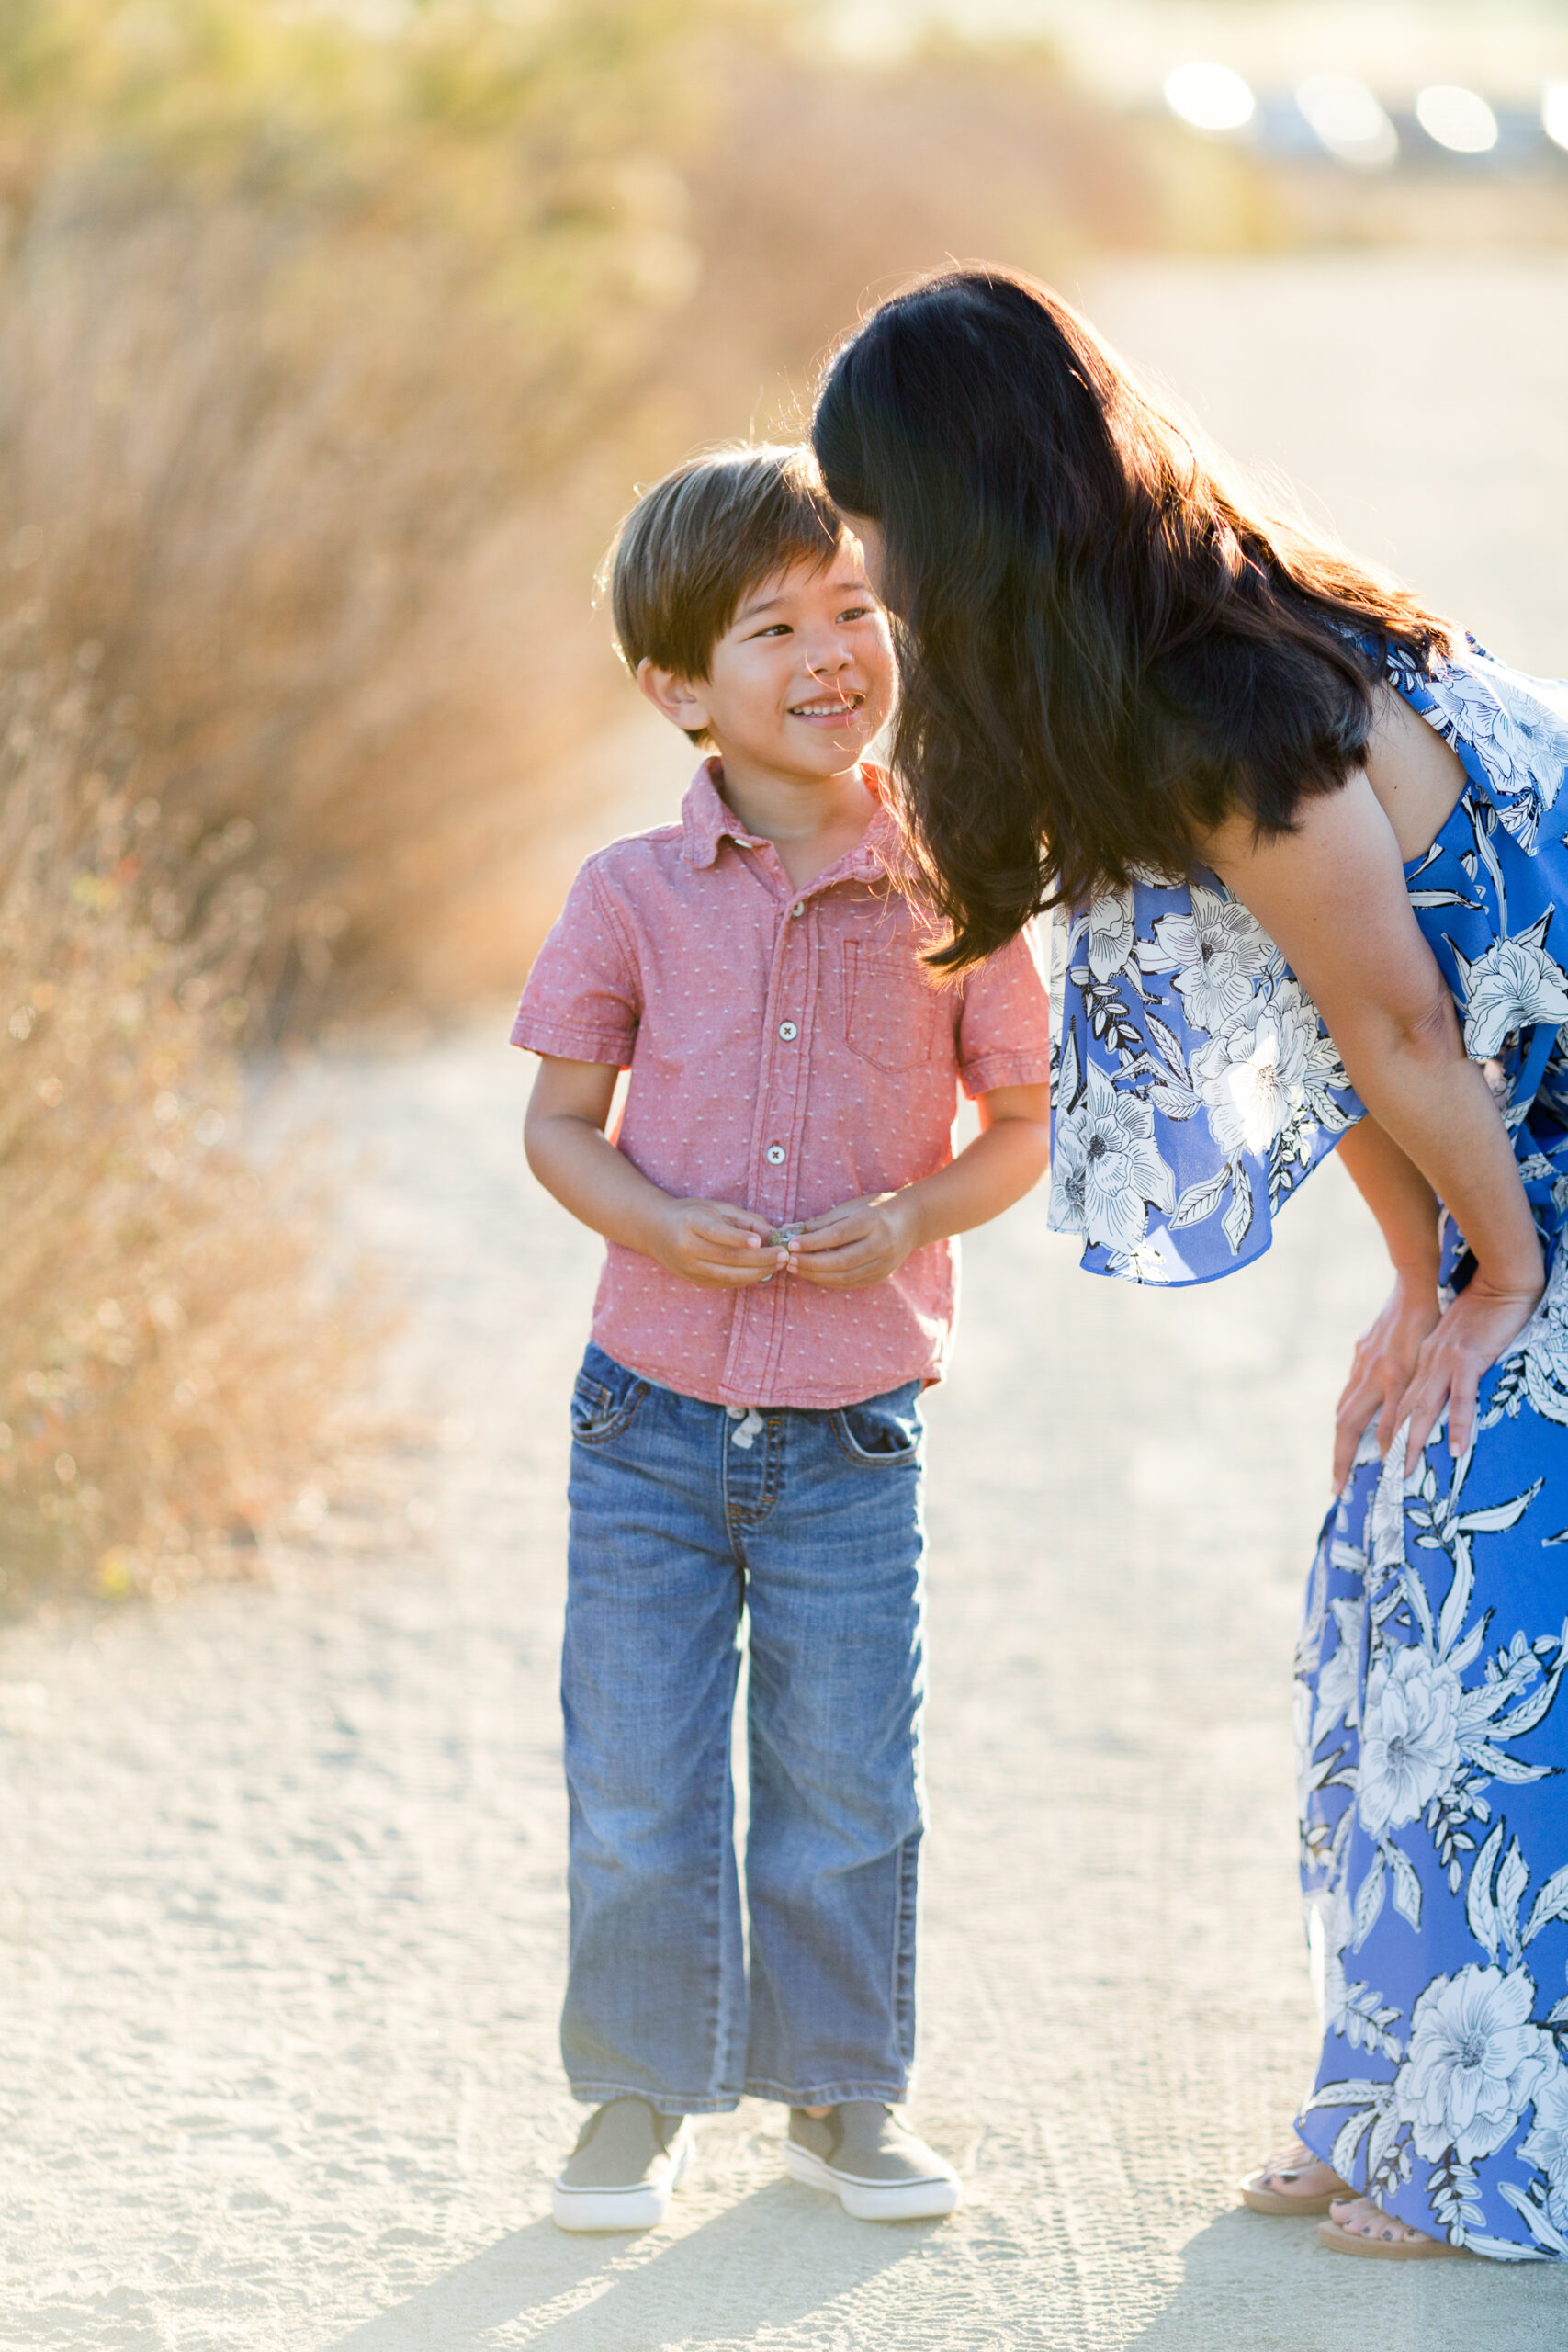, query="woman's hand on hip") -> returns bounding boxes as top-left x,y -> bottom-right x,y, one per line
1334,1272 -> 1442,1490
1392,1271 -> 1543,1476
